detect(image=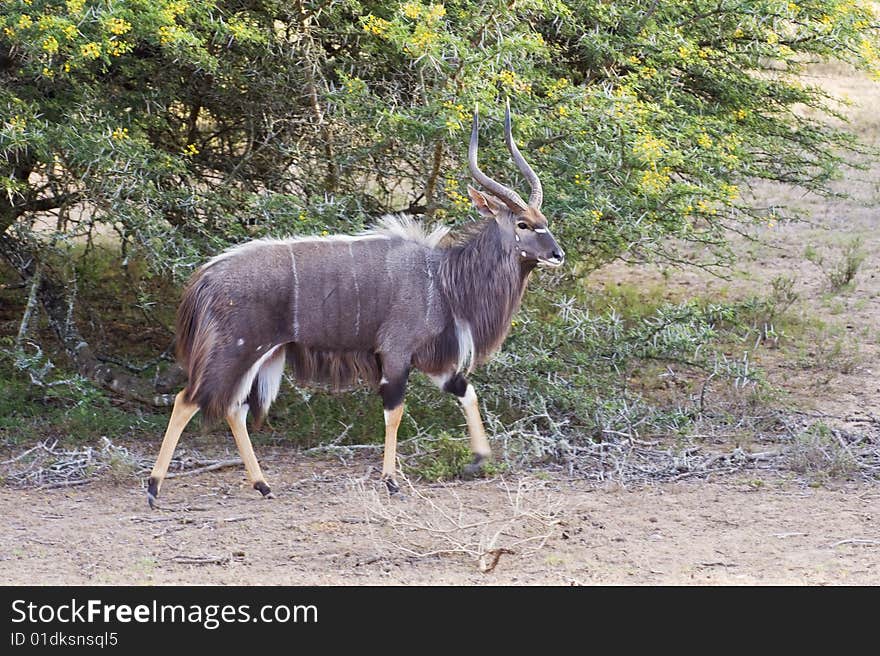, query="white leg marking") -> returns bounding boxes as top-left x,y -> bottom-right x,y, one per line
382,405 -> 404,478
459,384 -> 491,458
